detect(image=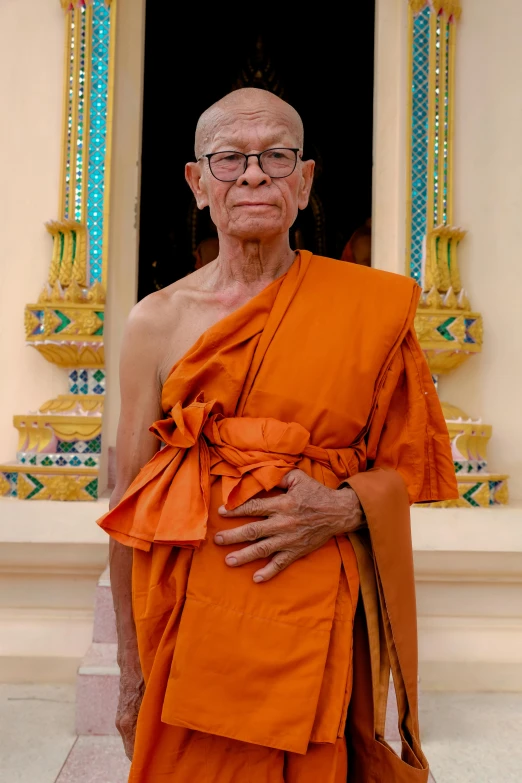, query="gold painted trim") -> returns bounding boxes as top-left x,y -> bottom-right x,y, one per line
405,4 -> 415,276
456,474 -> 509,483
26,335 -> 104,344
427,9 -> 437,233
447,16 -> 457,224
81,3 -> 93,224
0,464 -> 98,476
26,302 -> 105,312
13,415 -> 103,426
409,0 -> 430,11
101,0 -> 117,289
69,6 -> 80,221
59,10 -> 72,217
